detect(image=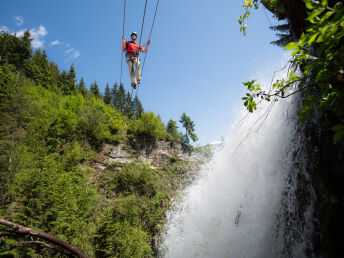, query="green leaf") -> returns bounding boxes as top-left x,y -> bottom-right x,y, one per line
319,11 -> 334,23
305,0 -> 321,10
308,32 -> 320,45
285,42 -> 298,50
332,124 -> 344,142
307,7 -> 325,22
333,2 -> 342,10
